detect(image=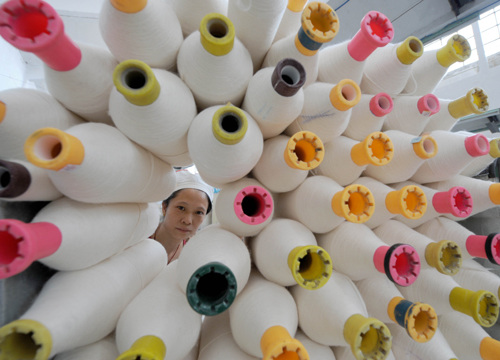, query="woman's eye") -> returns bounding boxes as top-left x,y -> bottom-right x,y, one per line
177,206 -> 185,211
196,211 -> 205,216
